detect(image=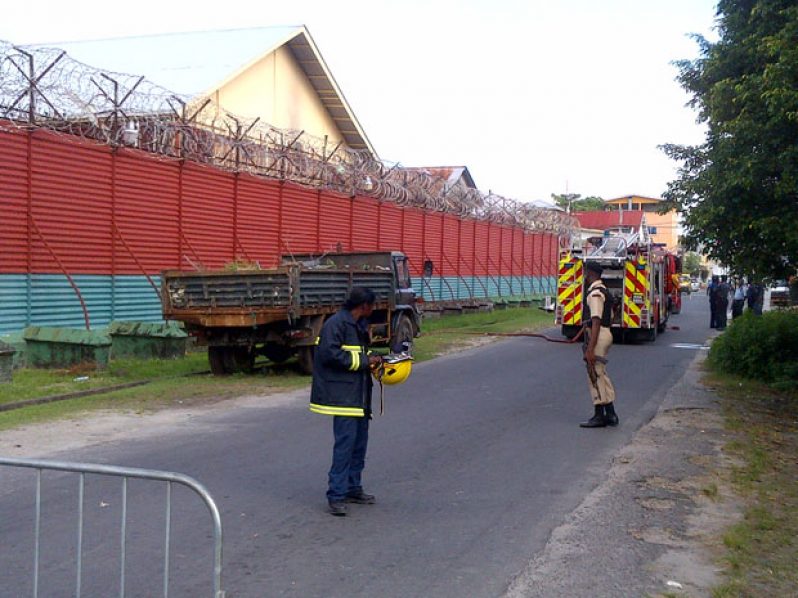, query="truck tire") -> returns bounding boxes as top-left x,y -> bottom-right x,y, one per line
297,346 -> 315,375
561,325 -> 581,340
263,343 -> 291,364
390,314 -> 415,353
208,346 -> 228,375
225,347 -> 254,374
